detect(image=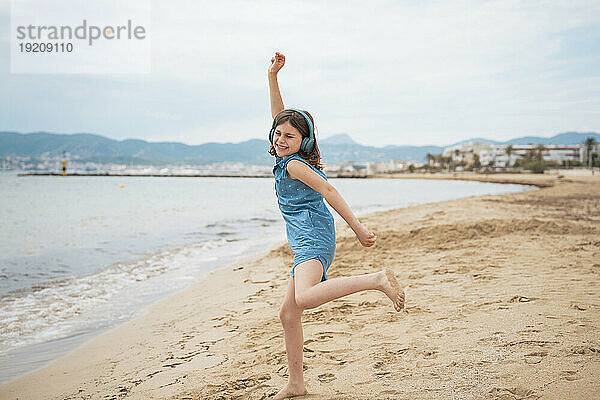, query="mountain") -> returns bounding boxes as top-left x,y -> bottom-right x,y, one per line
319,141 -> 443,164
0,131 -> 271,165
448,132 -> 600,147
448,137 -> 500,146
319,134 -> 441,161
1,131 -> 598,166
320,133 -> 357,145
503,132 -> 600,145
